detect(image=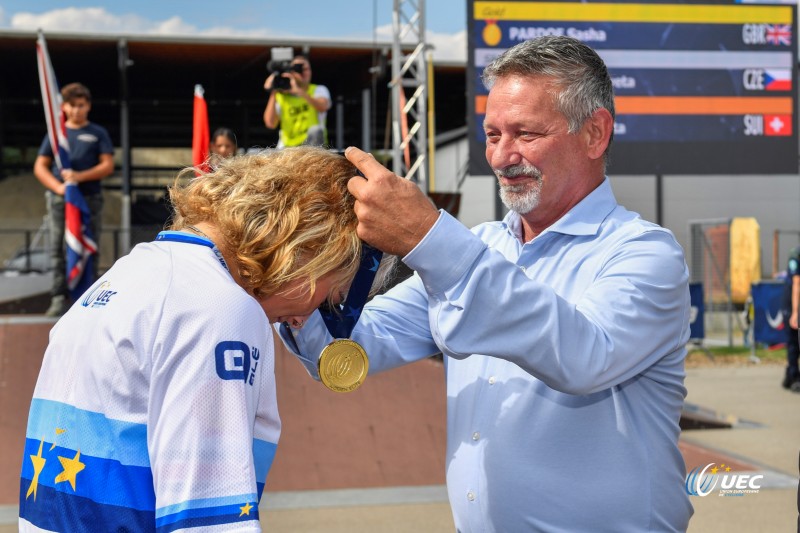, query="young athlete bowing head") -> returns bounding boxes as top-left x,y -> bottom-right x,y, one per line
19,147 -> 362,532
